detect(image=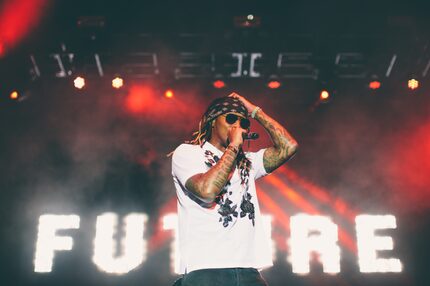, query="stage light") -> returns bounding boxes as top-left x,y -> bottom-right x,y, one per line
369,81 -> 381,90
112,77 -> 124,89
408,78 -> 419,90
213,80 -> 226,89
10,90 -> 19,100
267,80 -> 281,89
320,90 -> 330,101
165,89 -> 174,98
74,76 -> 85,89
234,15 -> 261,28
0,41 -> 4,57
